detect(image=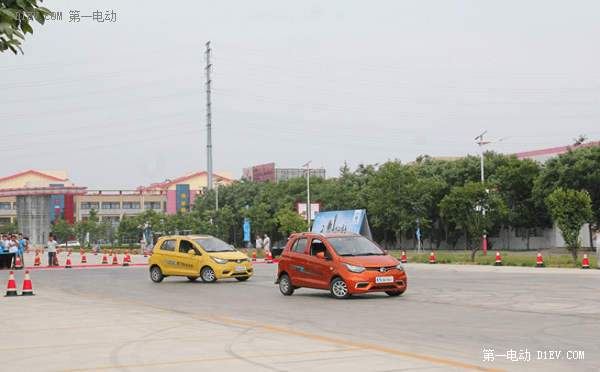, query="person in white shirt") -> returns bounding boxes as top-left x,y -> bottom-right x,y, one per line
263,233 -> 271,255
255,235 -> 264,257
47,236 -> 59,266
